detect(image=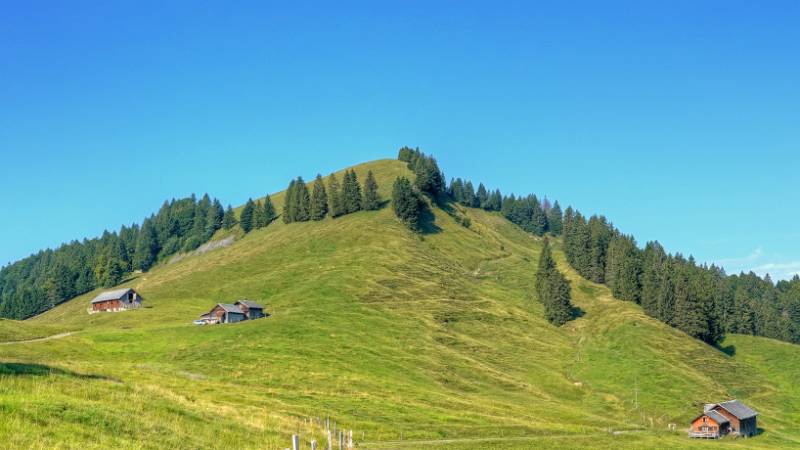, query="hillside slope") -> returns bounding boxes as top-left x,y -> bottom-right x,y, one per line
0,159 -> 798,449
